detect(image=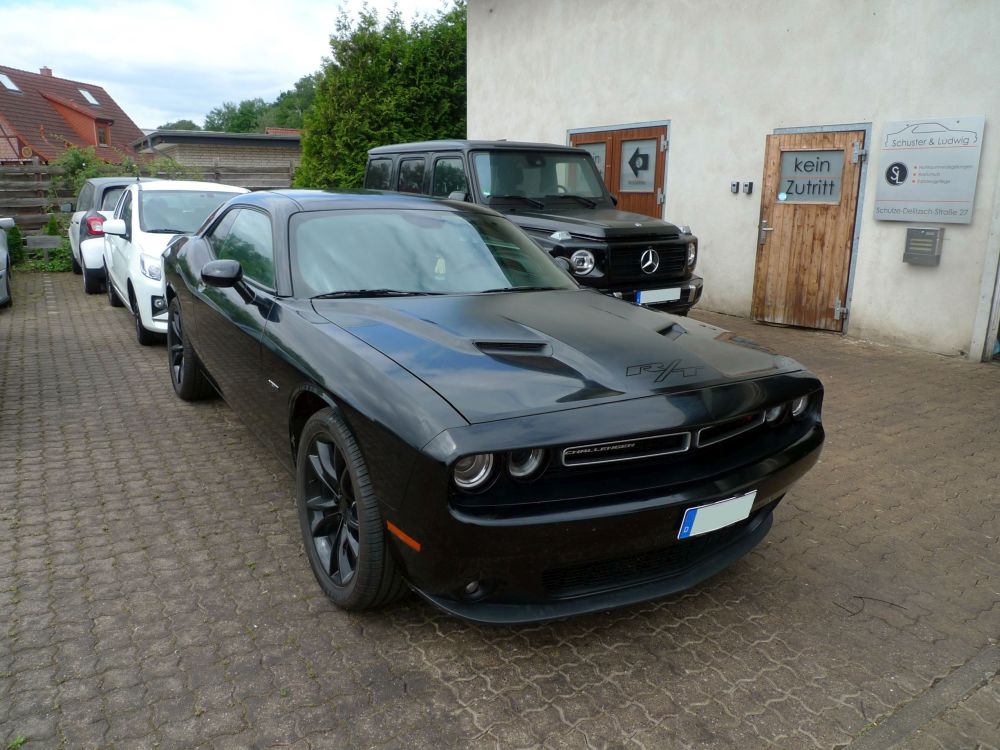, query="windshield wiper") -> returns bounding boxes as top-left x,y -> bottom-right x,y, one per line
312,289 -> 444,299
145,228 -> 188,234
478,285 -> 562,294
546,193 -> 596,208
491,194 -> 544,208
